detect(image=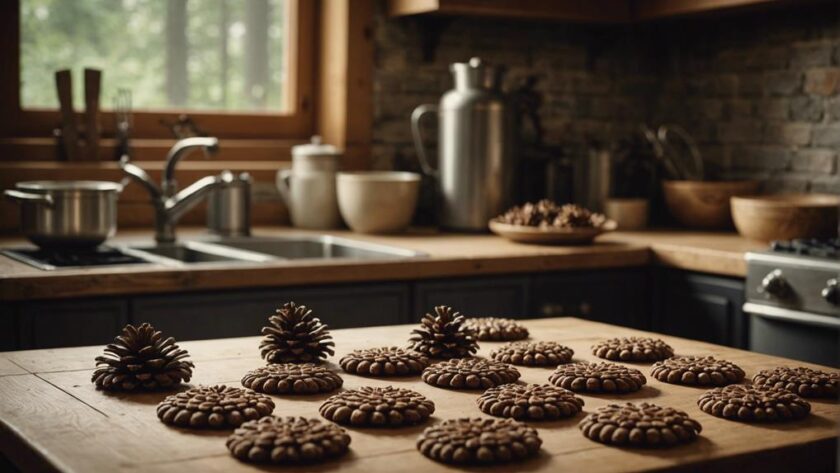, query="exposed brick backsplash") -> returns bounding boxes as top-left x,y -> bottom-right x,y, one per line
372,2 -> 840,194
